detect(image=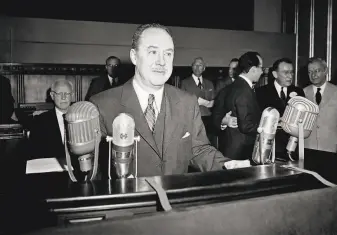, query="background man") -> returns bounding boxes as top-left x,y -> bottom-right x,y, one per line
256,58 -> 305,159
213,51 -> 263,160
29,79 -> 73,160
85,56 -> 121,100
304,57 -> 337,153
215,58 -> 239,95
